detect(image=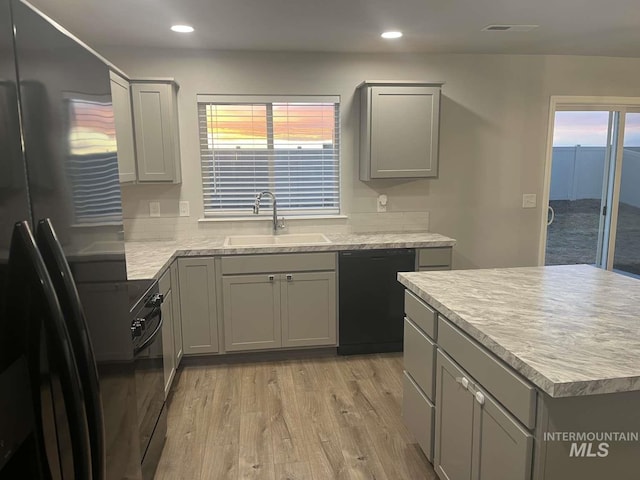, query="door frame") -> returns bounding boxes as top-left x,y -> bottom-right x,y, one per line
538,96 -> 640,267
